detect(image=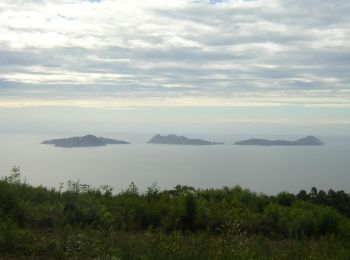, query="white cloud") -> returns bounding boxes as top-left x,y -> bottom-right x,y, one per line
0,0 -> 349,108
